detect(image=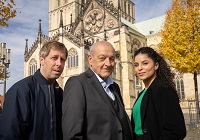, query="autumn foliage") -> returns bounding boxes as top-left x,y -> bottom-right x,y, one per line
159,0 -> 200,73
0,0 -> 16,26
